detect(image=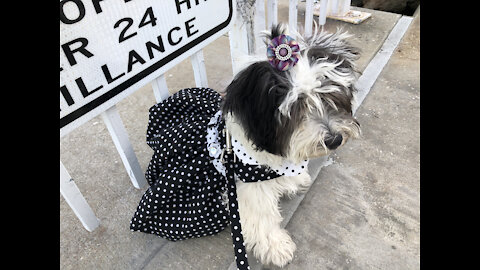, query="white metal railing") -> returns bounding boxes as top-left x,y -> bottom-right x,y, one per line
229,0 -> 351,73
61,0 -> 351,232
